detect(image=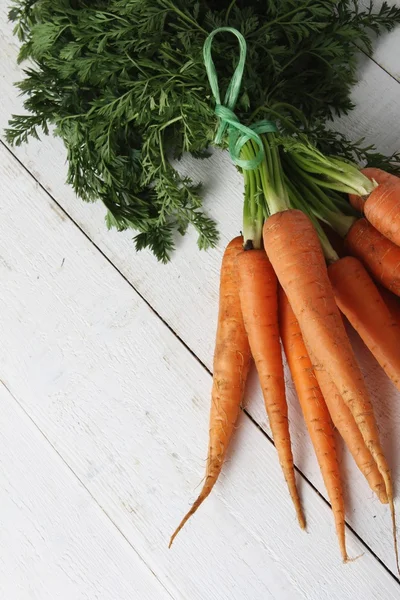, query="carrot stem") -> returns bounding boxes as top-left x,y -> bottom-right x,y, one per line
285,141 -> 377,196
285,177 -> 339,264
282,154 -> 357,236
242,143 -> 263,248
